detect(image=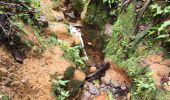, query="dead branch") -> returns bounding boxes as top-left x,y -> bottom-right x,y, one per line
133,0 -> 152,33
